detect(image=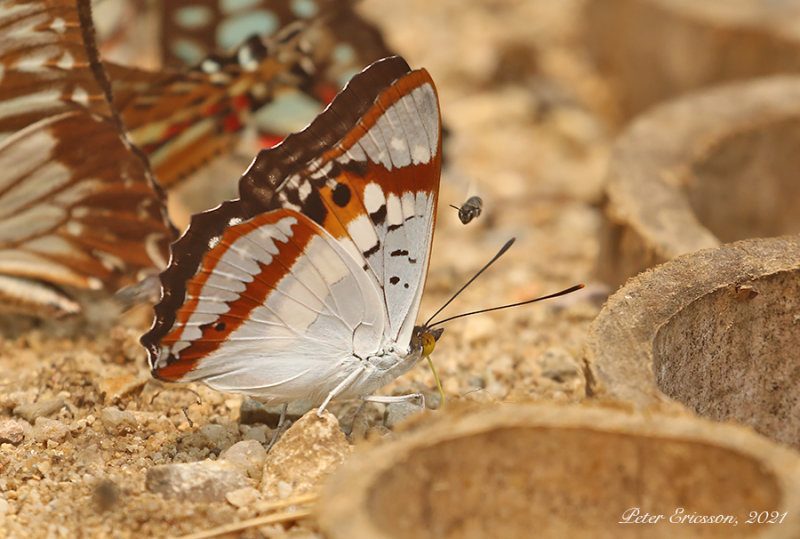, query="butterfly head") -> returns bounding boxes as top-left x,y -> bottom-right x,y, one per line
412,326 -> 444,359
